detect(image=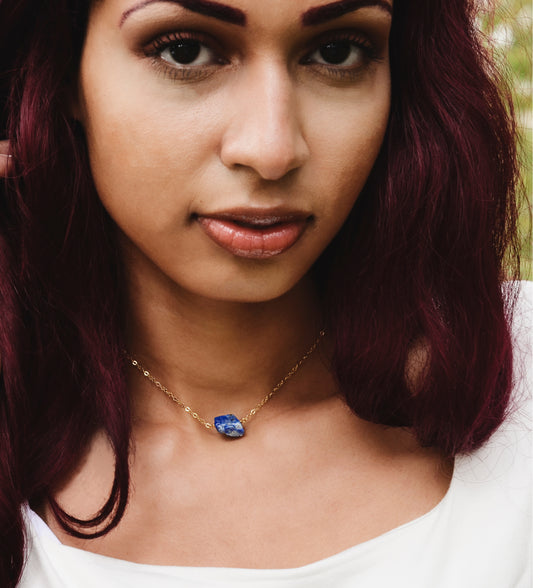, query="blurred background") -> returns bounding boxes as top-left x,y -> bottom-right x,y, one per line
481,0 -> 532,279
